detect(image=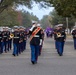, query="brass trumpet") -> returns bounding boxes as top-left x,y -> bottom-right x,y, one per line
10,33 -> 14,38
57,32 -> 61,37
